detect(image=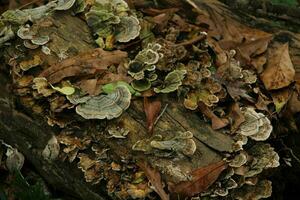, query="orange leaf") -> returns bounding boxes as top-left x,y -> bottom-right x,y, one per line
198,102 -> 228,130
137,161 -> 169,200
168,160 -> 227,197
144,97 -> 162,134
